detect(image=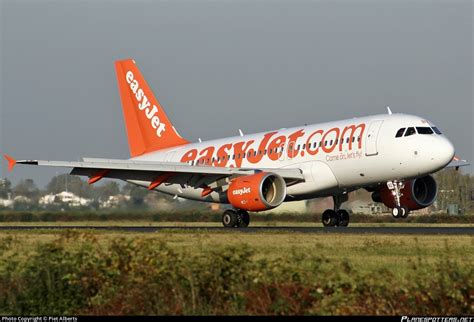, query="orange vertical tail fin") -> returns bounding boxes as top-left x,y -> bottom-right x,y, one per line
115,59 -> 189,157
